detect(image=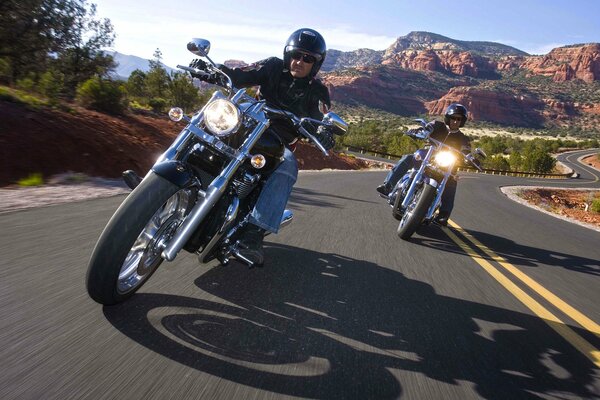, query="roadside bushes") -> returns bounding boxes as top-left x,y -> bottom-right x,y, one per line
76,76 -> 126,114
592,197 -> 600,214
